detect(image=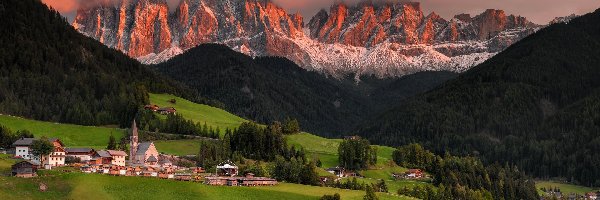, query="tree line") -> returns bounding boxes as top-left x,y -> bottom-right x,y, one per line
137,110 -> 220,139
393,144 -> 539,200
338,137 -> 377,170
0,0 -> 218,129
